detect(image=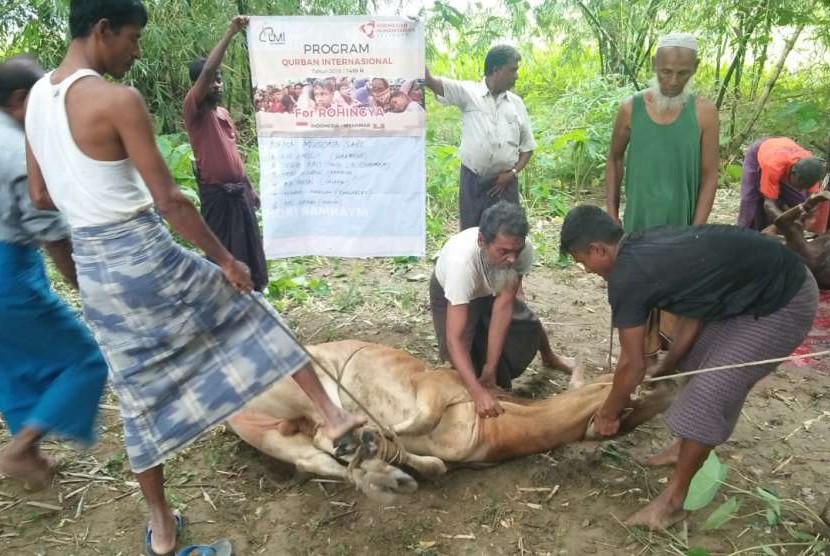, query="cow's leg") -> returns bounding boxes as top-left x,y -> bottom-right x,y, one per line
229,413 -> 350,479
401,452 -> 448,477
353,429 -> 448,477
309,428 -> 420,498
391,373 -> 459,436
241,379 -> 323,423
286,435 -> 352,478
